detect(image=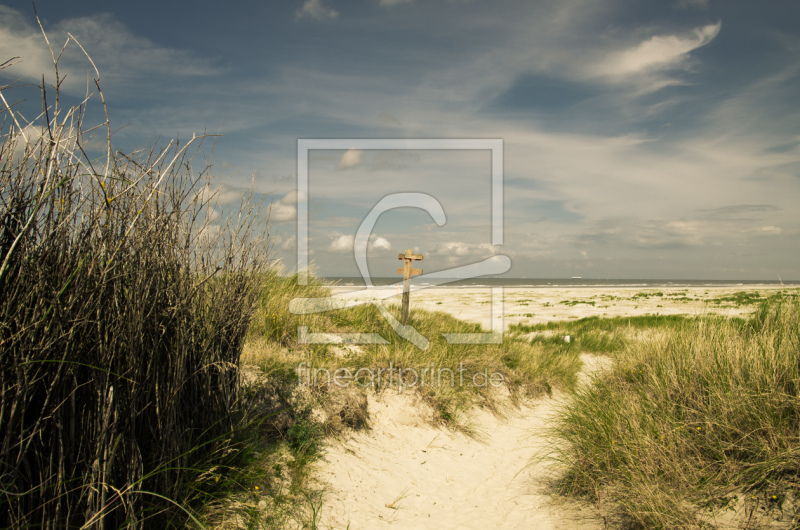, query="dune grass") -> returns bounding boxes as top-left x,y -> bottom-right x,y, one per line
551,291 -> 800,528
0,34 -> 273,528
